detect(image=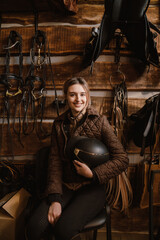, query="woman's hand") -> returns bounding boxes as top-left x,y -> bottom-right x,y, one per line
73,160 -> 93,179
48,202 -> 62,225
